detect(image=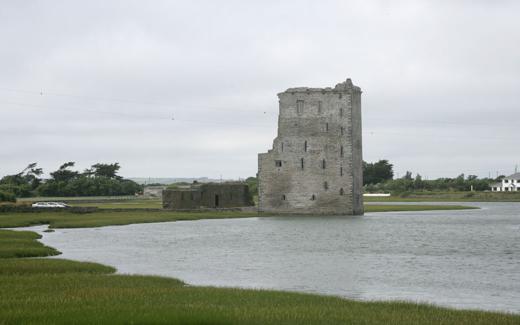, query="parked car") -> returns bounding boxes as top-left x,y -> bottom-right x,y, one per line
31,202 -> 69,208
